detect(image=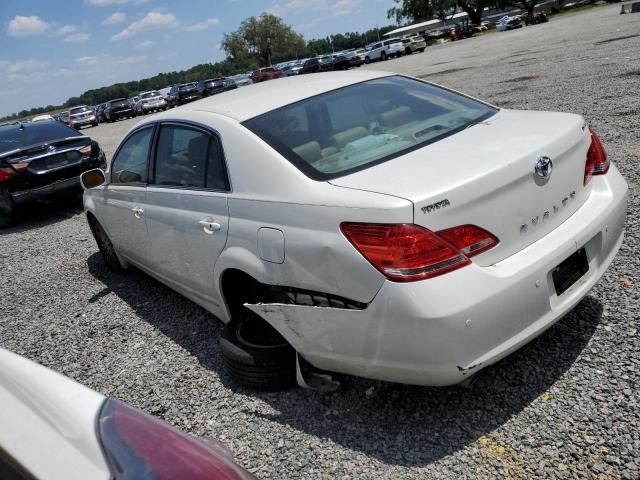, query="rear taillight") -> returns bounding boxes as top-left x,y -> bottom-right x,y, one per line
98,398 -> 256,480
0,160 -> 29,182
0,166 -> 18,182
342,223 -> 489,282
584,128 -> 609,185
436,224 -> 499,257
79,145 -> 92,156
